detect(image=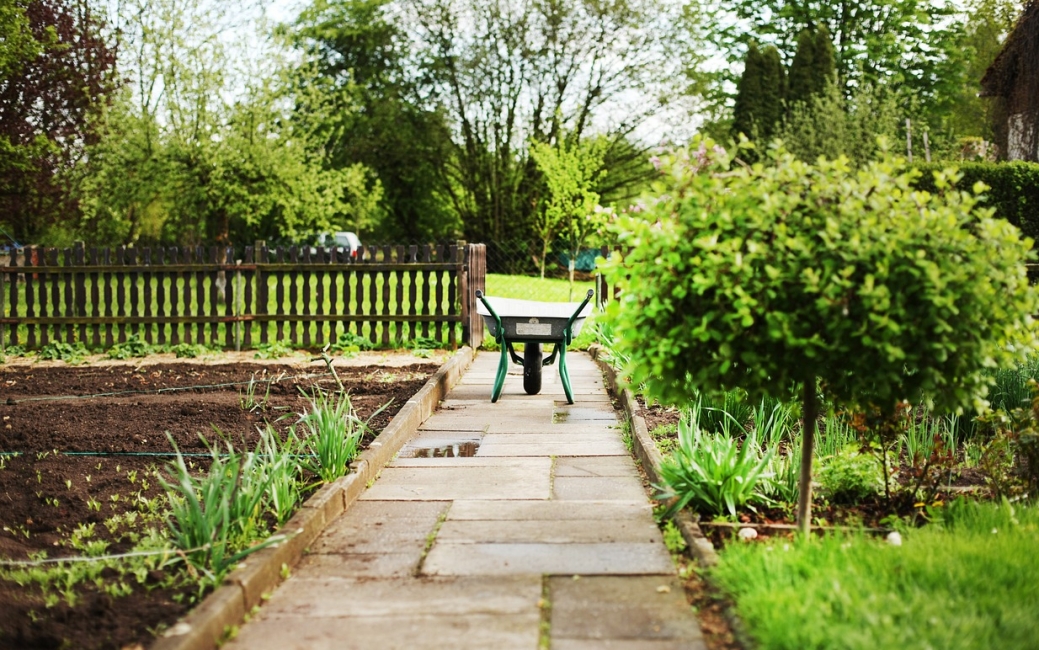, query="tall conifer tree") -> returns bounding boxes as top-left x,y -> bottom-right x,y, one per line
759,45 -> 786,142
787,28 -> 818,106
732,44 -> 765,141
